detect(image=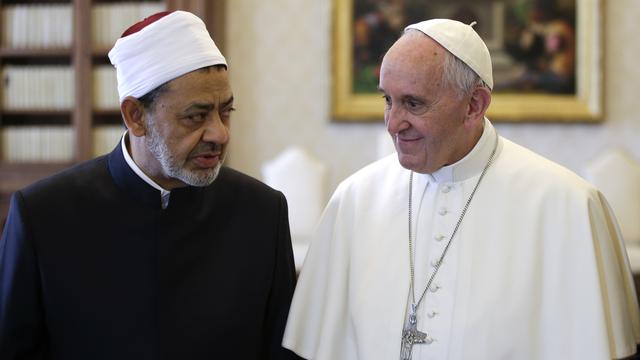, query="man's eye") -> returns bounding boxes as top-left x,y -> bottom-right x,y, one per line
221,107 -> 236,118
407,100 -> 419,109
187,113 -> 207,122
382,95 -> 391,108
